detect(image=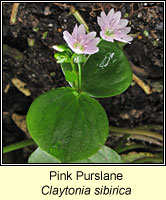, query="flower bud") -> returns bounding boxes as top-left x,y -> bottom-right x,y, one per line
54,52 -> 70,63
52,44 -> 69,52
